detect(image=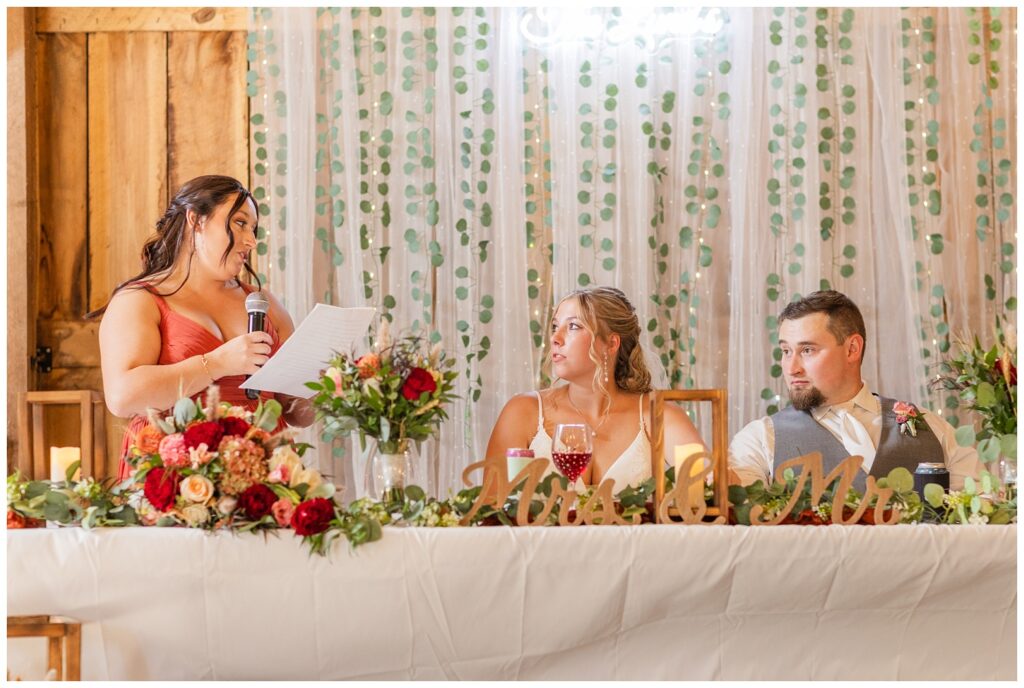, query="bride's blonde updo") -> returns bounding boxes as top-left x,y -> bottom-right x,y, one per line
557,286 -> 653,395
